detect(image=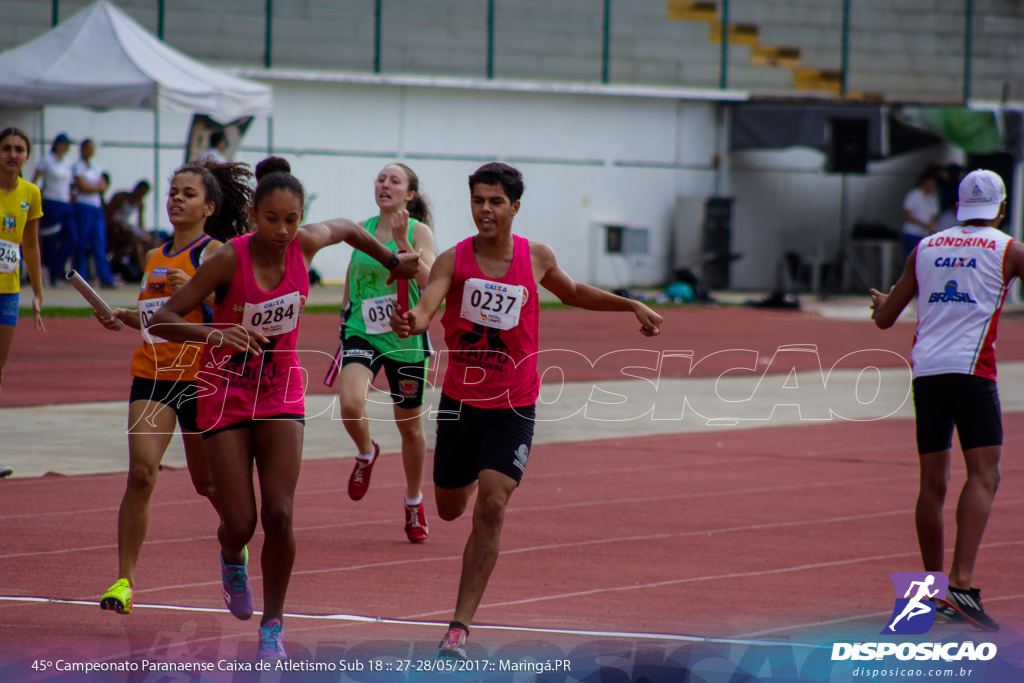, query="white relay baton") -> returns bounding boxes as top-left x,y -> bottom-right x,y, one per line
66,270 -> 124,330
